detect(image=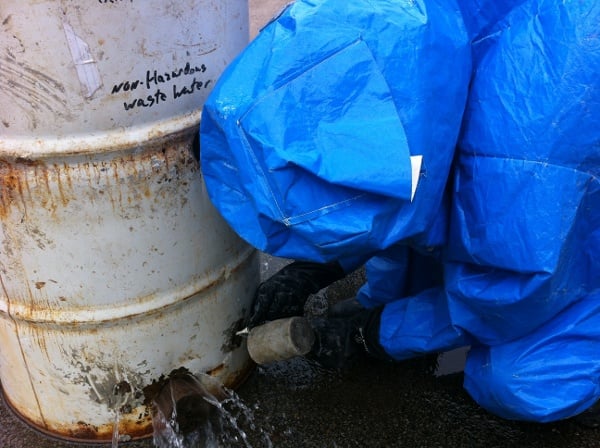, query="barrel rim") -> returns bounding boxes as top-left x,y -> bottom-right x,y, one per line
0,111 -> 201,158
3,247 -> 257,325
